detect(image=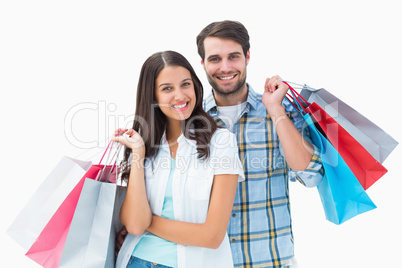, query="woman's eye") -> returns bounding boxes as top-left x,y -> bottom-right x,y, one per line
162,86 -> 172,91
182,82 -> 191,87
